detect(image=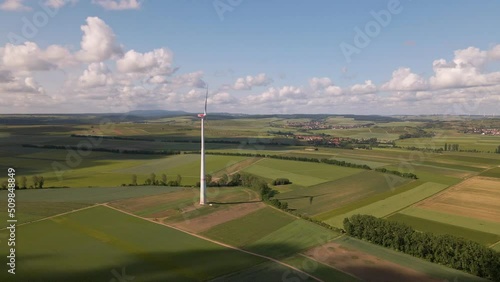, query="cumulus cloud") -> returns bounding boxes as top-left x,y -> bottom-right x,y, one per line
77,17 -> 123,62
0,42 -> 73,71
0,0 -> 31,11
429,45 -> 500,89
78,62 -> 114,88
91,0 -> 141,10
244,86 -> 305,105
209,92 -> 237,105
309,77 -> 332,90
116,48 -> 174,76
233,73 -> 273,90
350,80 -> 377,94
0,74 -> 44,94
382,68 -> 428,91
